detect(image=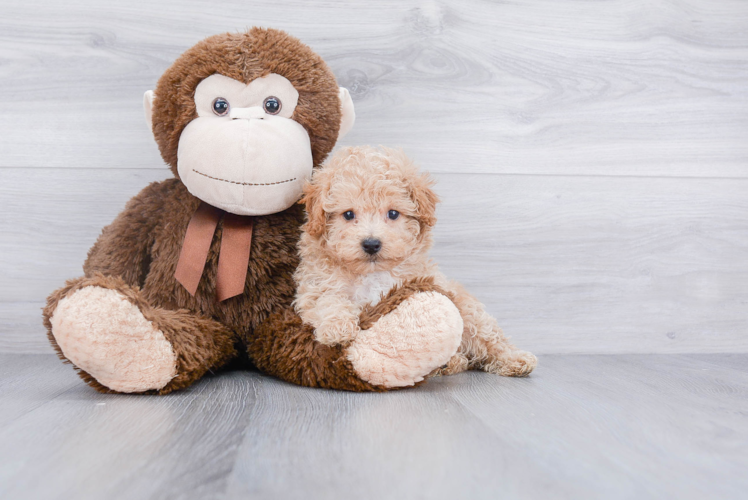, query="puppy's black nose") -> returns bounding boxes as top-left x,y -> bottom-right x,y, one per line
362,238 -> 382,255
